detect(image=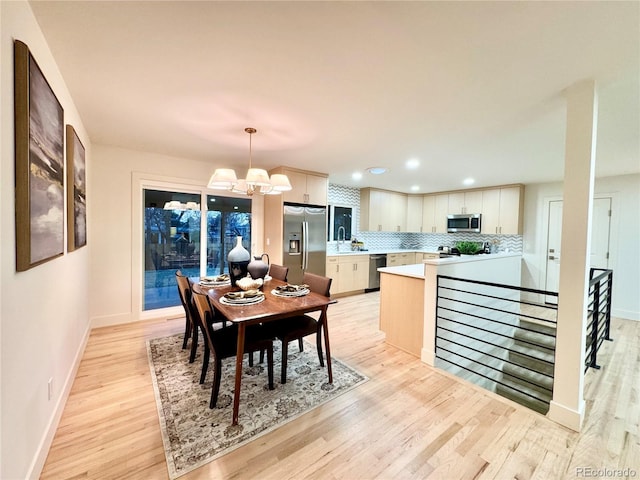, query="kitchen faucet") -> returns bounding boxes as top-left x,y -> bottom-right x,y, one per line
337,226 -> 346,252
